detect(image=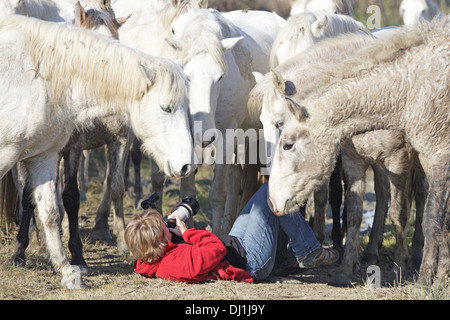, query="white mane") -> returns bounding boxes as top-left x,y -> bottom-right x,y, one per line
270,11 -> 370,67
249,32 -> 373,123
169,7 -> 235,71
0,15 -> 187,109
